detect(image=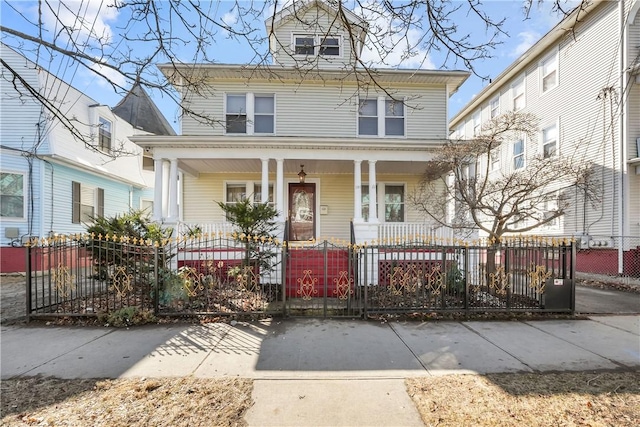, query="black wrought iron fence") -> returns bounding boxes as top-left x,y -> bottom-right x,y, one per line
25,234 -> 575,320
